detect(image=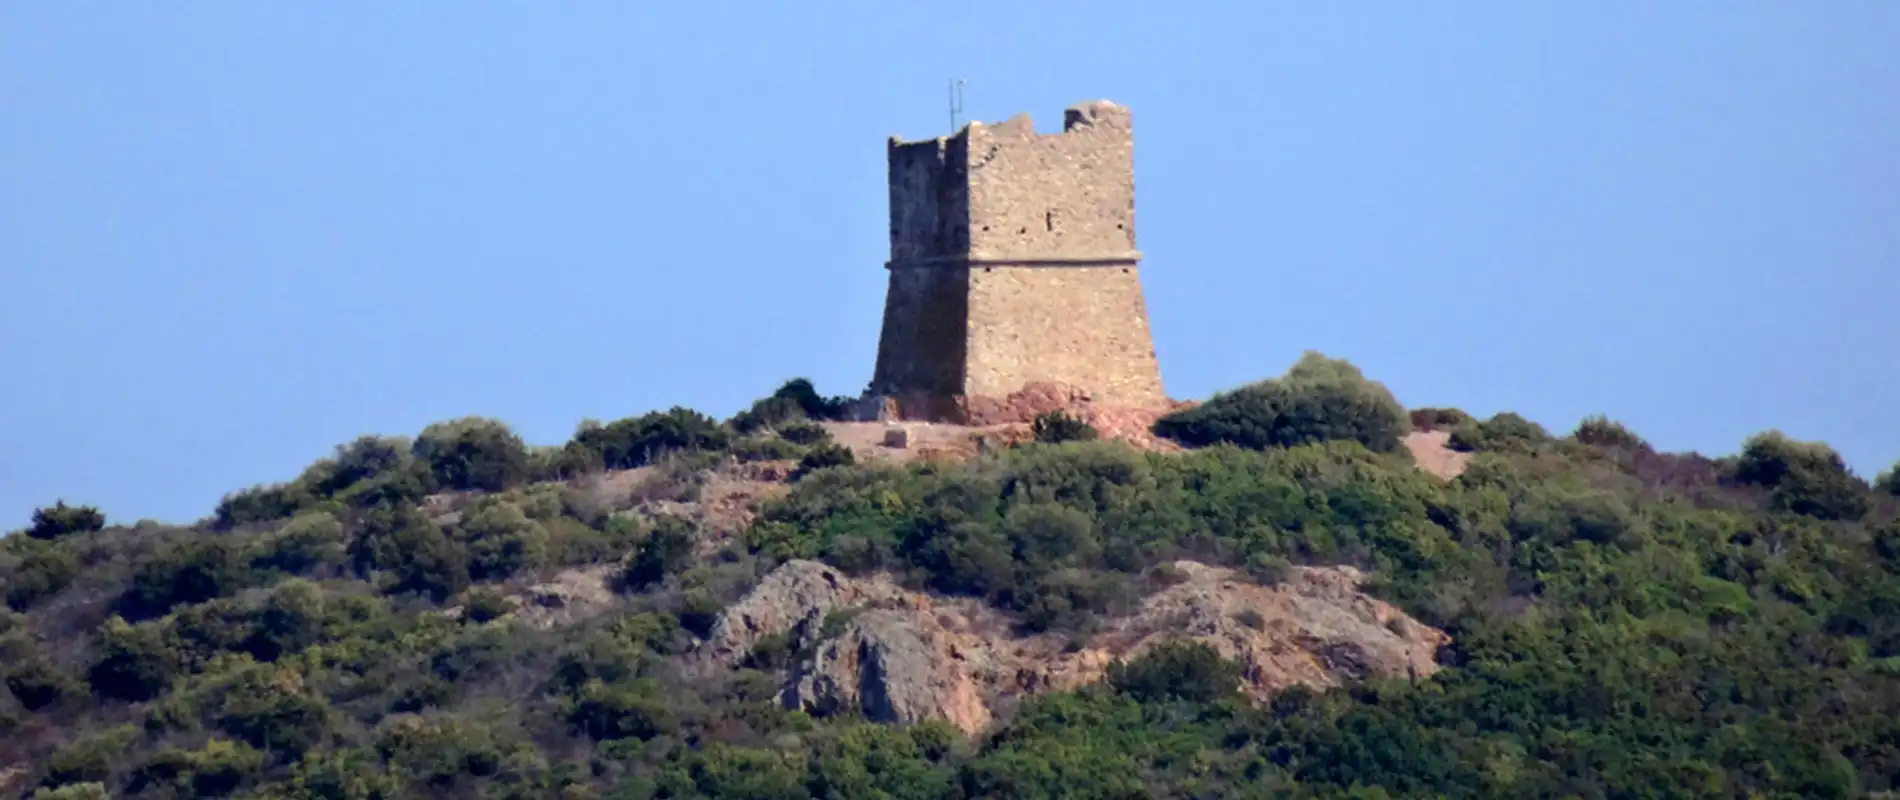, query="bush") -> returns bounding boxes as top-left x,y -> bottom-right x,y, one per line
1408,407 -> 1473,432
1154,351 -> 1408,454
461,587 -> 514,624
26,501 -> 106,540
349,505 -> 471,601
212,483 -> 315,530
1032,411 -> 1099,444
566,678 -> 677,741
572,408 -> 730,470
1731,430 -> 1870,521
127,738 -> 264,798
120,538 -> 252,620
38,726 -> 139,791
413,417 -> 532,493
250,511 -> 347,577
302,435 -> 416,497
780,420 -> 832,446
1876,462 -> 1900,497
247,579 -> 326,661
1448,412 -> 1550,453
1107,640 -> 1241,704
455,501 -> 550,582
730,378 -> 854,434
1572,414 -> 1649,450
731,436 -> 805,463
619,516 -> 695,591
6,657 -> 80,711
791,442 -> 857,482
213,664 -> 331,757
87,617 -> 183,701
6,539 -> 79,611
